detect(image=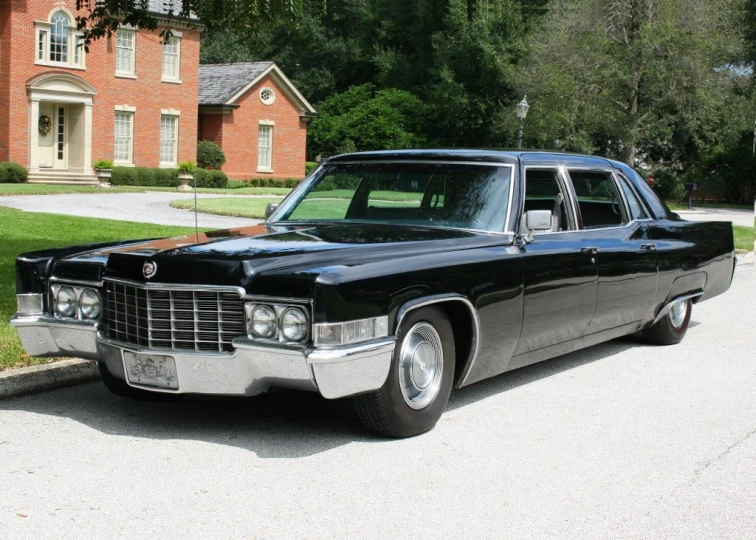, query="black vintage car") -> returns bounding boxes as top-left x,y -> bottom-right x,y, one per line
11,150 -> 735,437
